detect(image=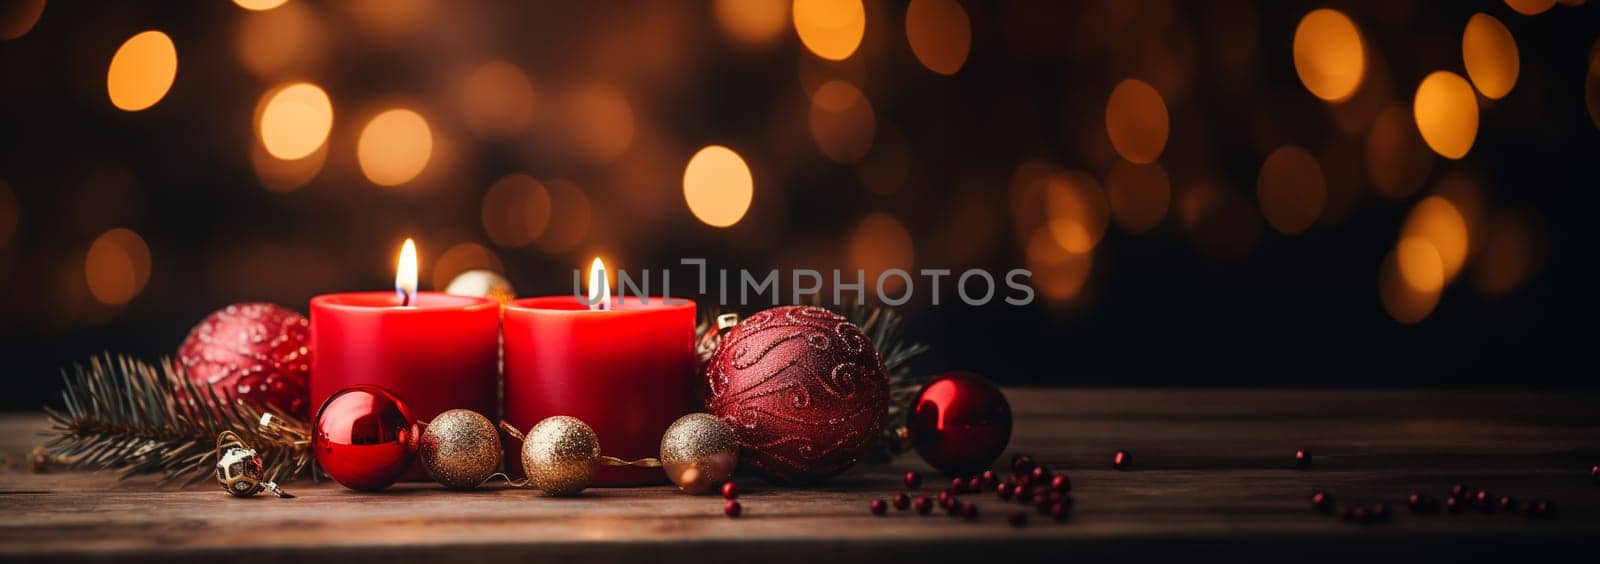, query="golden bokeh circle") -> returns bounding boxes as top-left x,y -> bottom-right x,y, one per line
1401,196 -> 1470,284
1255,145 -> 1327,235
716,0 -> 788,45
1504,0 -> 1556,15
1,0 -> 46,40
1104,79 -> 1169,164
905,0 -> 971,76
809,80 -> 876,163
1292,9 -> 1366,102
357,108 -> 433,186
460,61 -> 536,139
481,174 -> 552,248
107,31 -> 178,111
1365,104 -> 1435,199
84,228 -> 151,305
1395,236 -> 1445,293
1105,160 -> 1170,234
683,145 -> 754,228
1412,71 -> 1478,160
793,0 -> 866,61
257,82 -> 333,160
1044,171 -> 1110,253
1462,14 -> 1519,100
233,0 -> 289,10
